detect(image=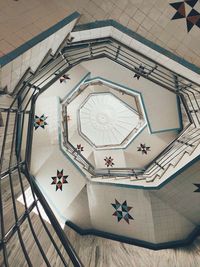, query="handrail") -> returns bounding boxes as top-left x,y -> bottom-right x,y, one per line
0,47 -> 84,266
2,31 -> 200,265
58,37 -> 200,180
23,164 -> 83,267
64,37 -> 200,88
61,93 -> 146,177
7,36 -> 200,182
